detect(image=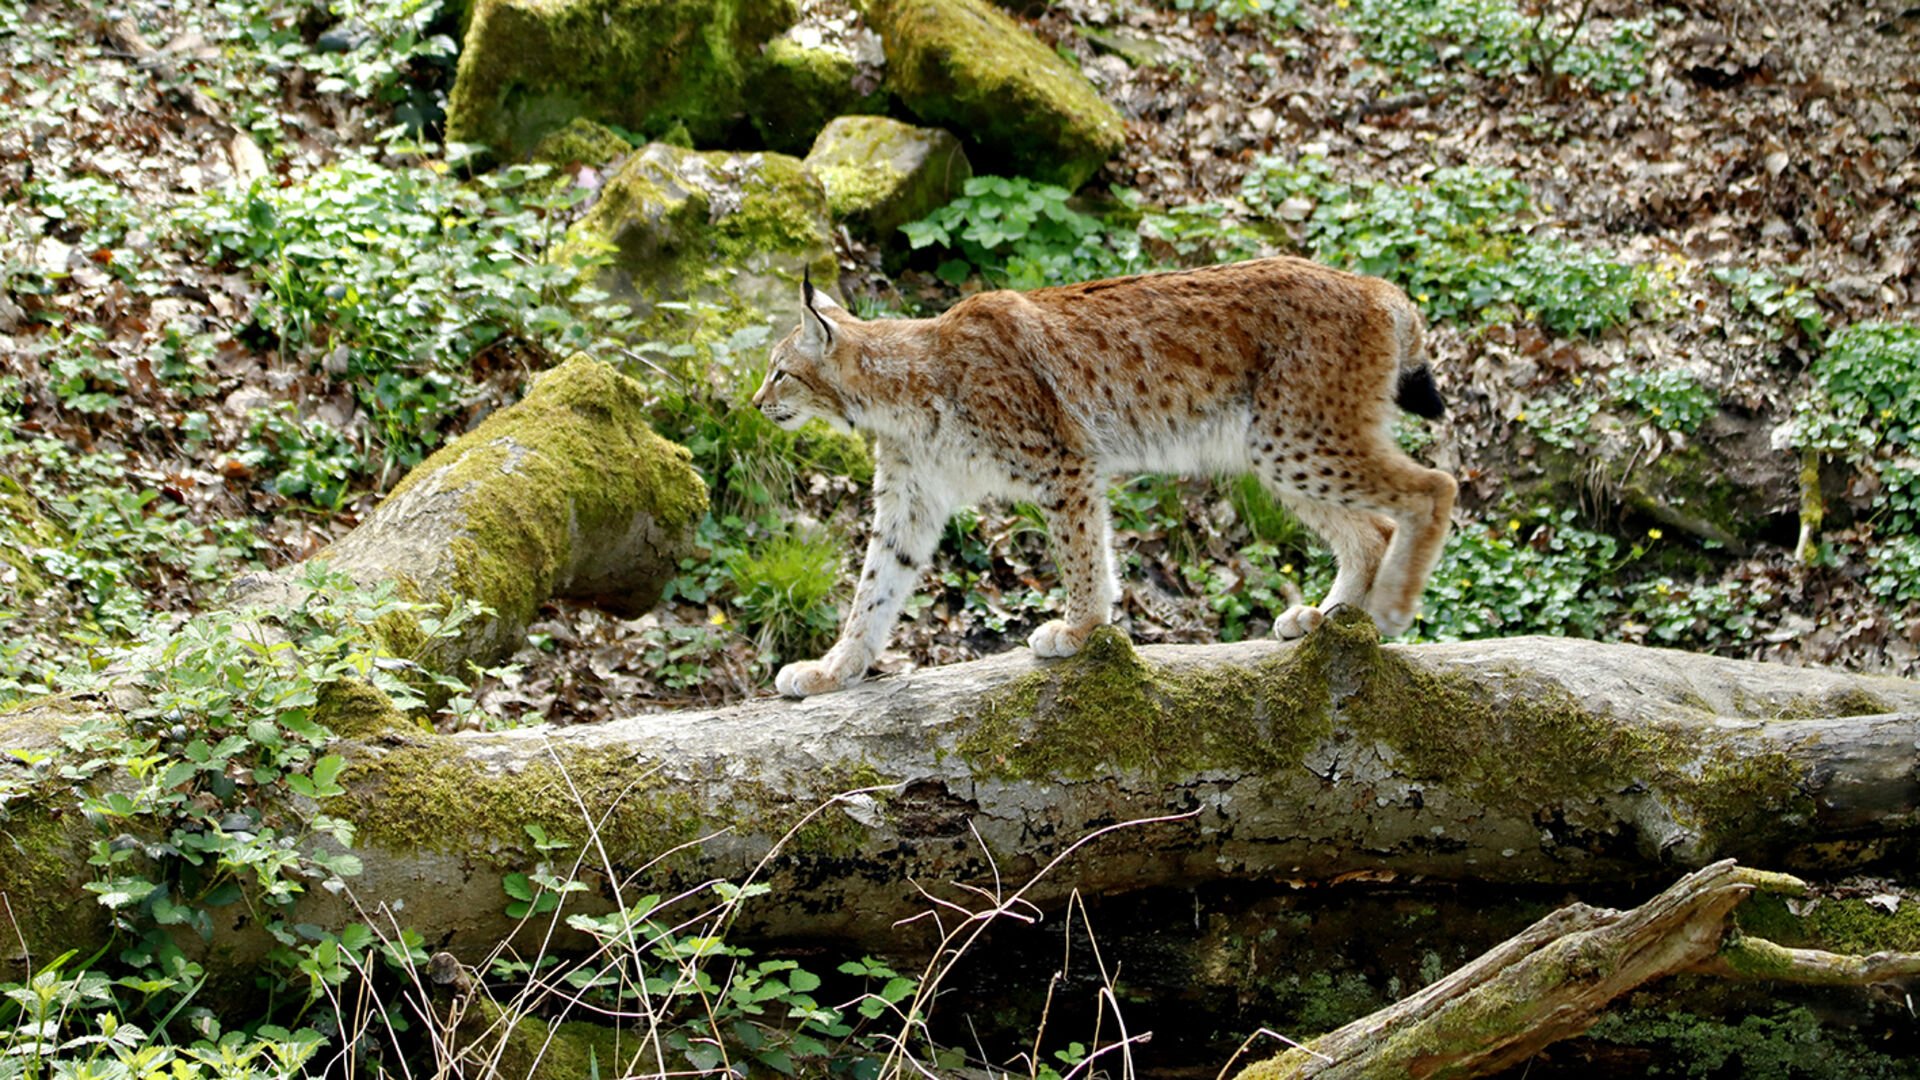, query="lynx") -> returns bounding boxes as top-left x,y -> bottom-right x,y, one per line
751,257 -> 1457,698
